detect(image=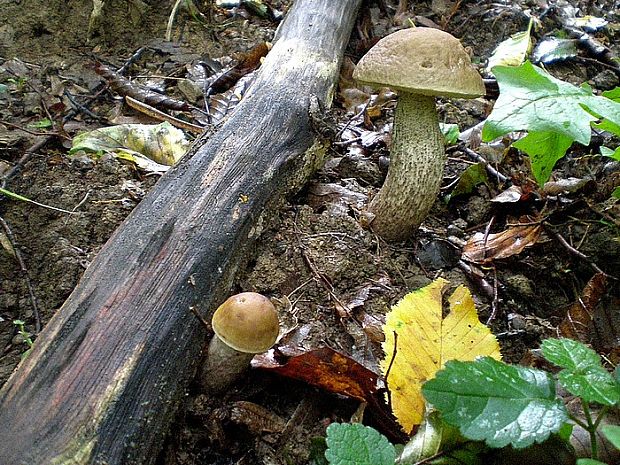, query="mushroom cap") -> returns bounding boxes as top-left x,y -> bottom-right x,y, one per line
211,292 -> 279,353
353,27 -> 485,99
